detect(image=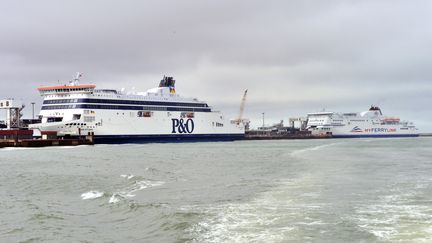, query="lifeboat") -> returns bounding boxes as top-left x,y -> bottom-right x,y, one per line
383,117 -> 400,121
